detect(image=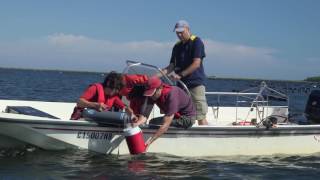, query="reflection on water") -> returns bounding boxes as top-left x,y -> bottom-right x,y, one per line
1,148 -> 320,179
